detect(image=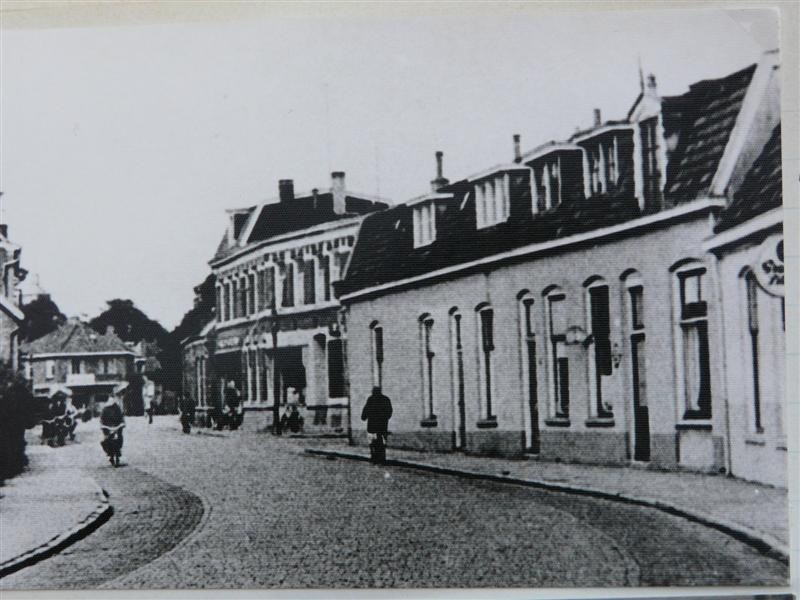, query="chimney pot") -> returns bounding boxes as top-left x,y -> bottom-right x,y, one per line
331,172 -> 346,214
430,151 -> 449,193
647,73 -> 657,95
278,179 -> 295,203
593,108 -> 602,127
513,134 -> 522,163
